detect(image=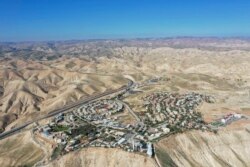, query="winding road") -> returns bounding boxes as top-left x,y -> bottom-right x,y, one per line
116,100 -> 141,122
0,79 -> 134,140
